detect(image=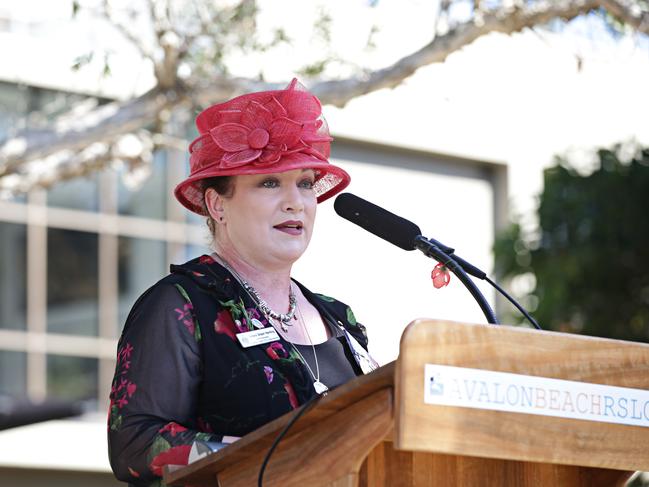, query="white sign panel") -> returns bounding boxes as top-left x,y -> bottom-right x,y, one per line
424,364 -> 649,428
